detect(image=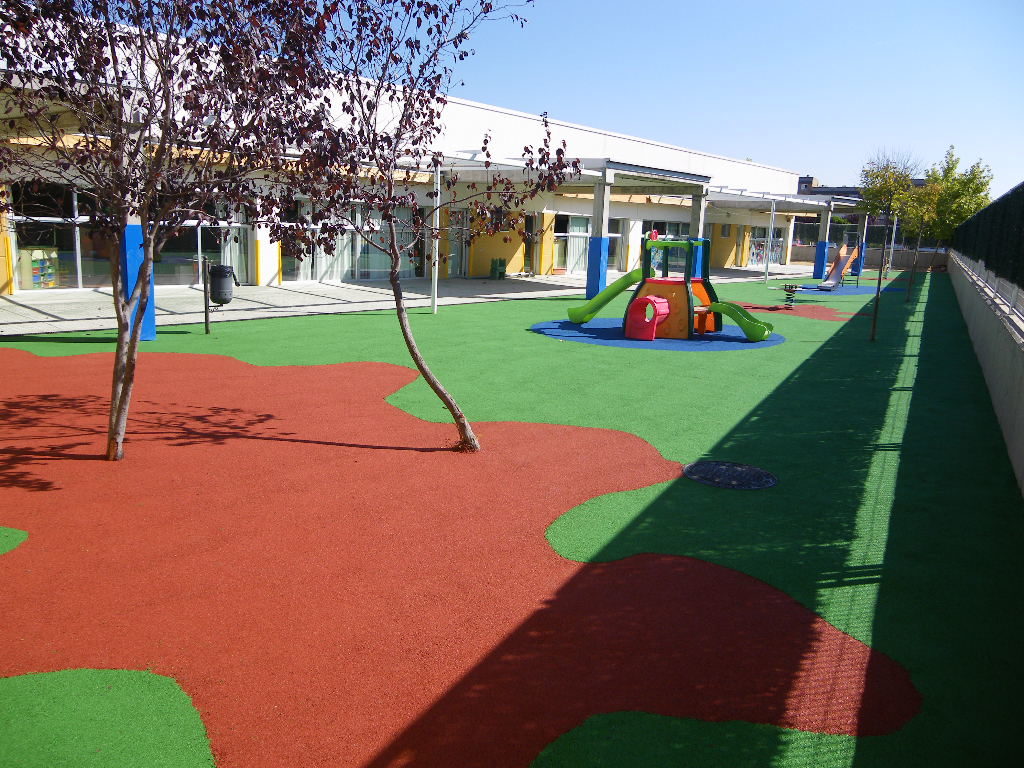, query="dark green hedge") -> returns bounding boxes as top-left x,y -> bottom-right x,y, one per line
954,182 -> 1024,288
